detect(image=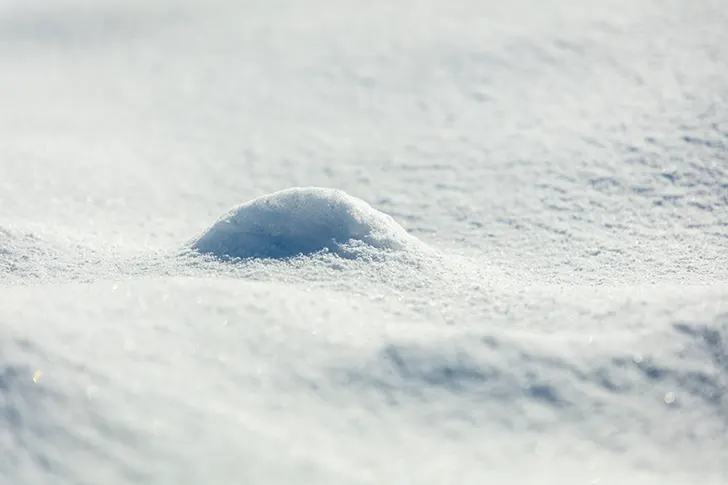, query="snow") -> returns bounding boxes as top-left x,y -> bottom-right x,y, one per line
189,187 -> 429,259
1,0 -> 728,483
